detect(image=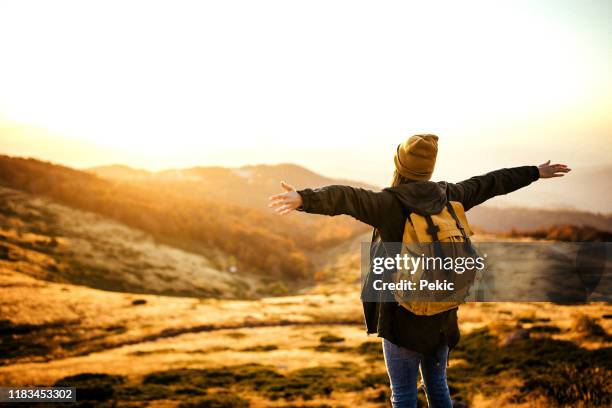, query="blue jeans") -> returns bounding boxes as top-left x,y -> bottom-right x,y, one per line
382,338 -> 452,408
